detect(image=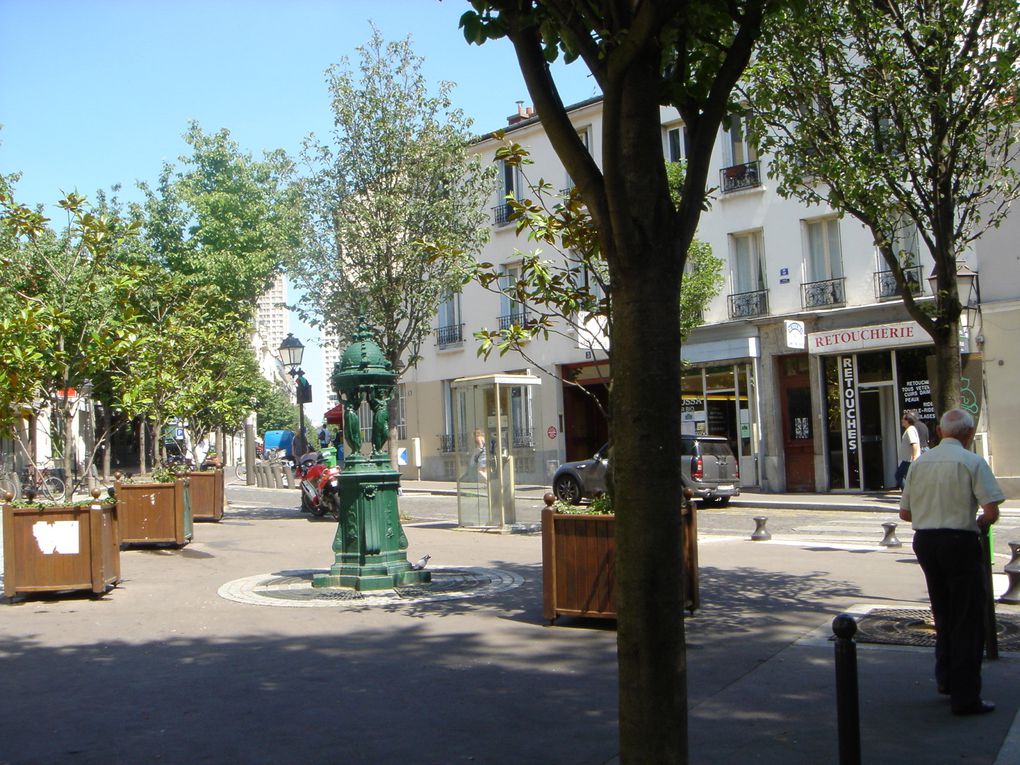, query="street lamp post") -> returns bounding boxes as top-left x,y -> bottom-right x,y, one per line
279,333 -> 310,458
